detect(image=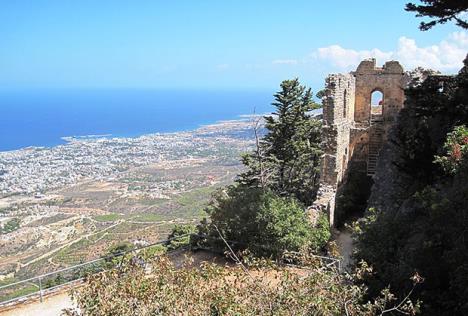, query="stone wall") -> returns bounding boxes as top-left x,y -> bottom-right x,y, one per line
354,59 -> 406,128
312,59 -> 407,226
321,73 -> 355,186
